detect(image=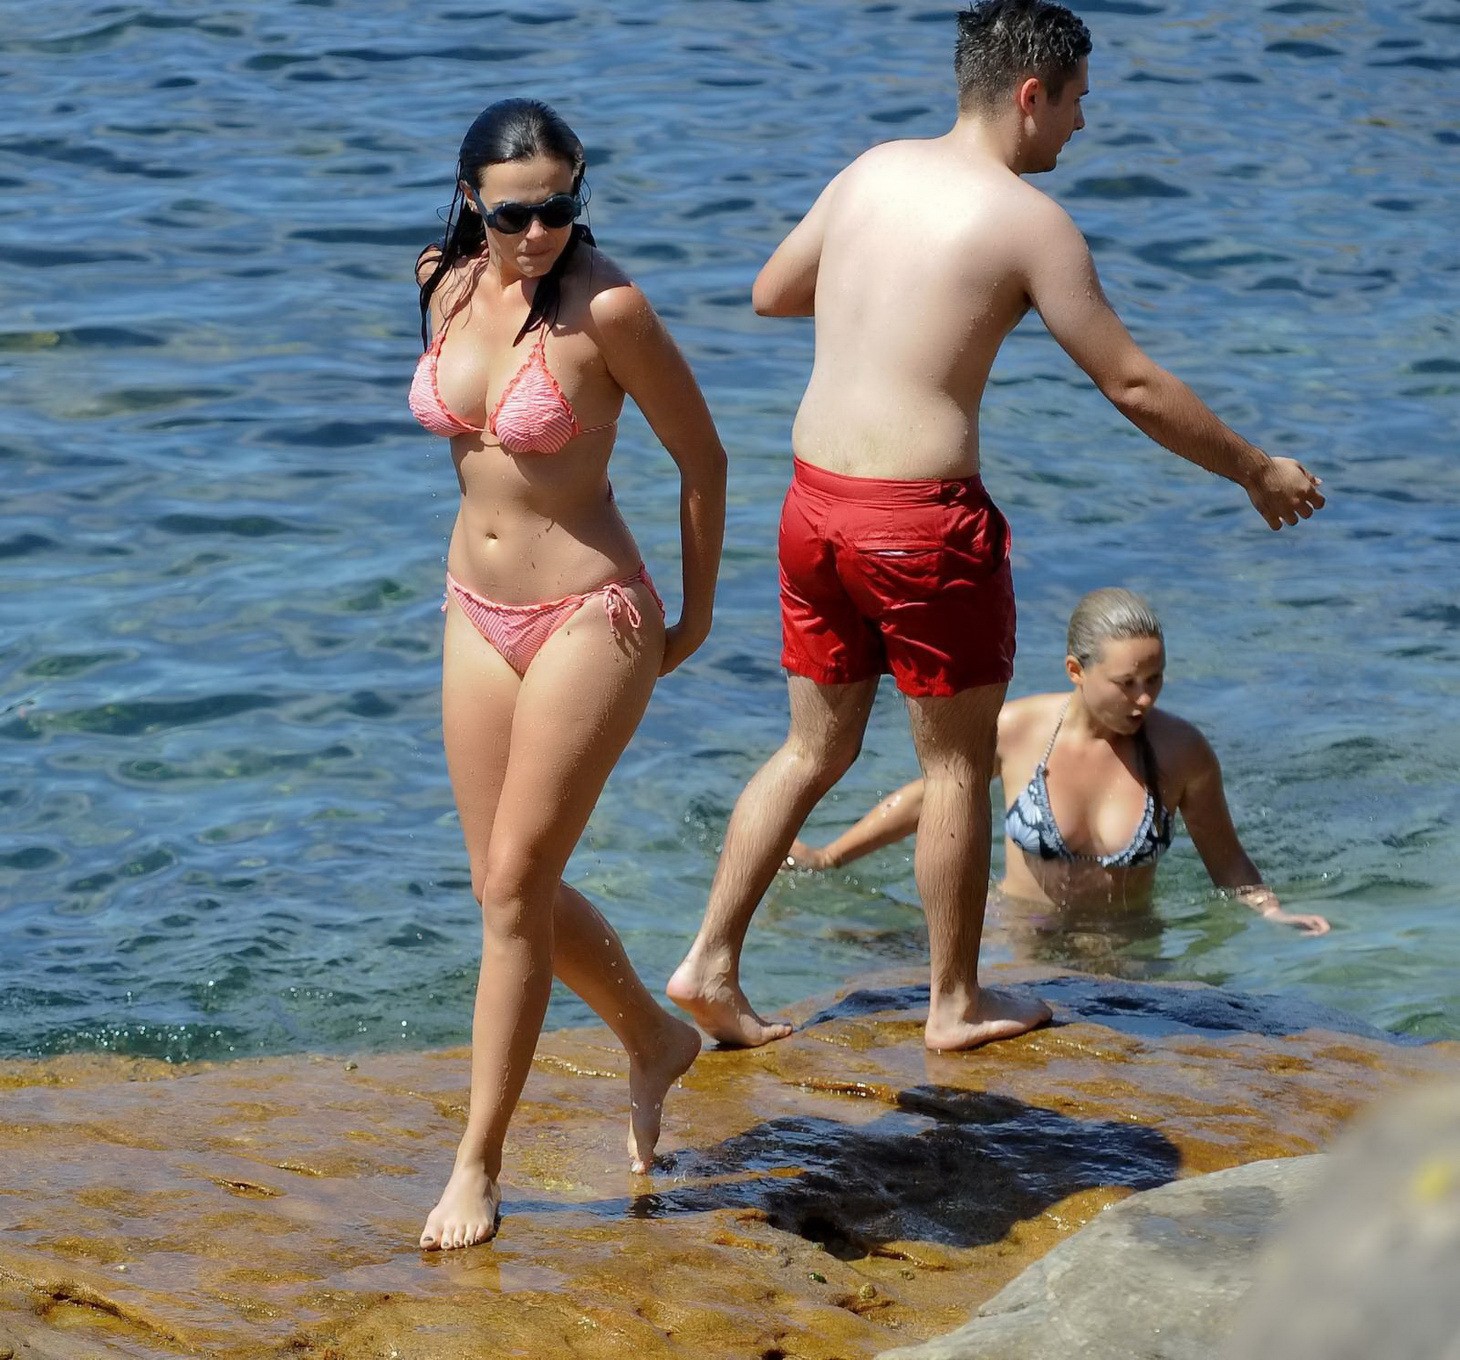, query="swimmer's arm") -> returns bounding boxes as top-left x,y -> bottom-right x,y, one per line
787,706 -> 1013,871
1178,732 -> 1331,935
752,173 -> 844,317
595,282 -> 727,675
787,781 -> 925,871
1024,205 -> 1324,531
